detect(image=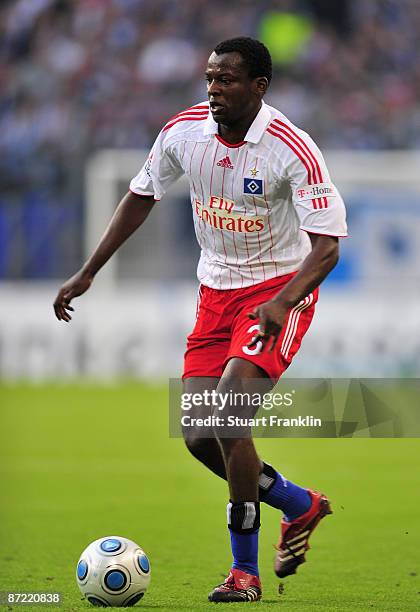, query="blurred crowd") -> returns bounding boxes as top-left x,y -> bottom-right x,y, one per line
1,0 -> 420,278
